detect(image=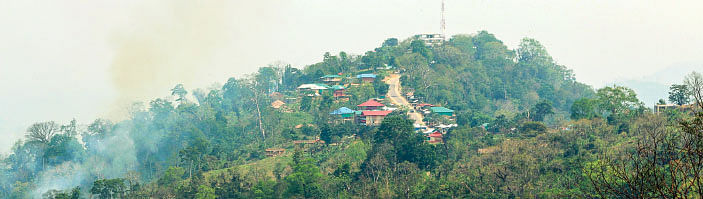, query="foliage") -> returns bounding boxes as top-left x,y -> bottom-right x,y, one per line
668,84 -> 690,105
3,31 -> 696,198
